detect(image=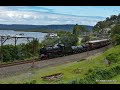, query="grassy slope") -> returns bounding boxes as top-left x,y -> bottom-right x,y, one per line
0,45 -> 120,84
96,45 -> 120,84
98,75 -> 120,84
